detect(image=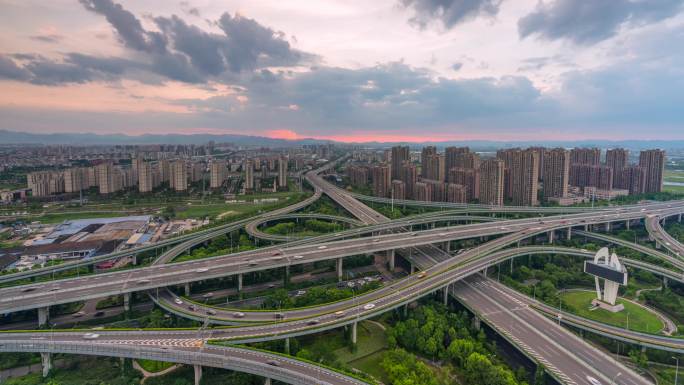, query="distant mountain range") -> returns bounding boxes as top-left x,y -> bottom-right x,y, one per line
1,129 -> 682,151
